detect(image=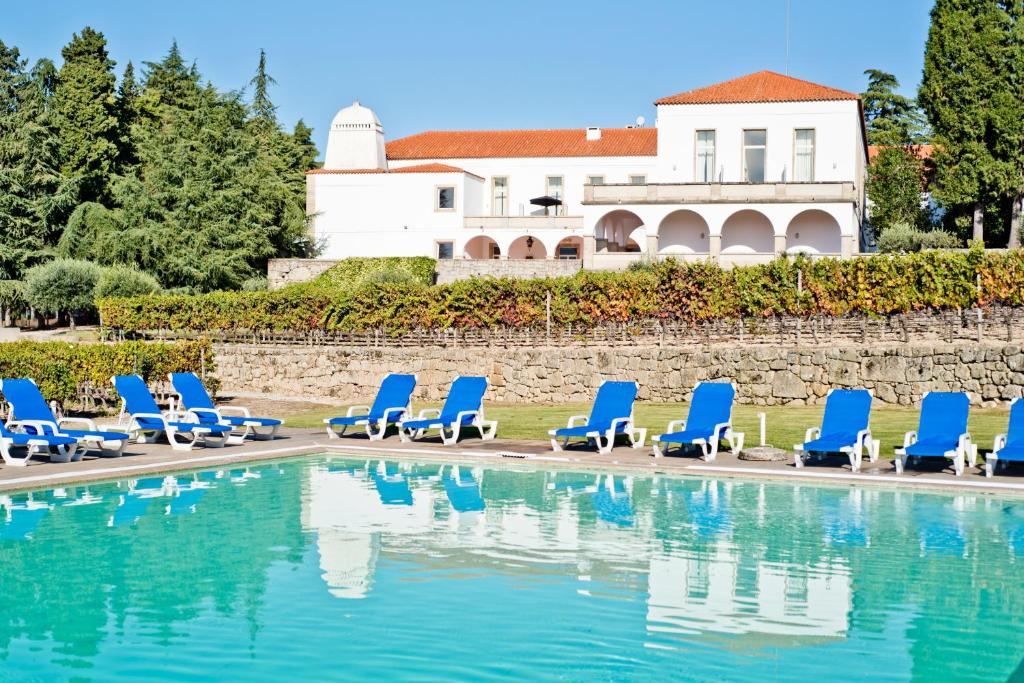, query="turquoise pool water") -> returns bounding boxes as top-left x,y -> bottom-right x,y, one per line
1,456 -> 1023,681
